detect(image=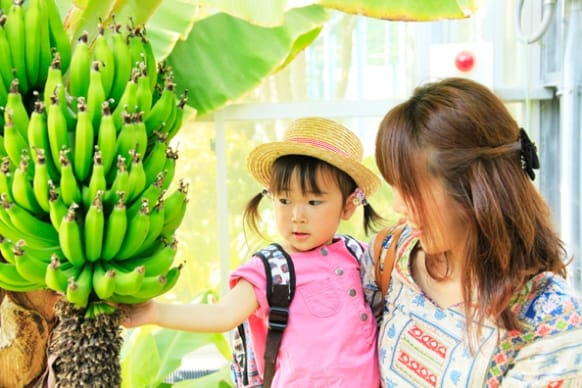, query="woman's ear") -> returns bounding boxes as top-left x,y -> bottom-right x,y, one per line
342,193 -> 359,220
